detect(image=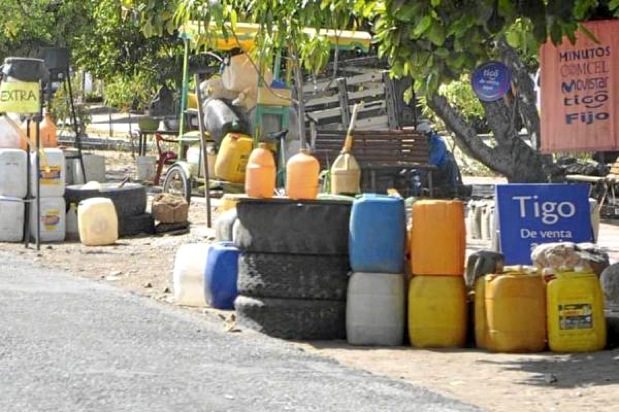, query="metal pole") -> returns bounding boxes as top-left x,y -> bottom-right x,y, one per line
178,37 -> 190,138
35,81 -> 43,251
66,71 -> 87,183
24,118 -> 32,249
193,73 -> 212,228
